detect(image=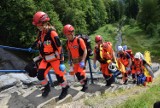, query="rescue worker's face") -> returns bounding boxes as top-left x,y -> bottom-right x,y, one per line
65,33 -> 74,41
96,40 -> 101,45
135,58 -> 140,61
36,23 -> 48,31
119,51 -> 124,54
37,25 -> 43,31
